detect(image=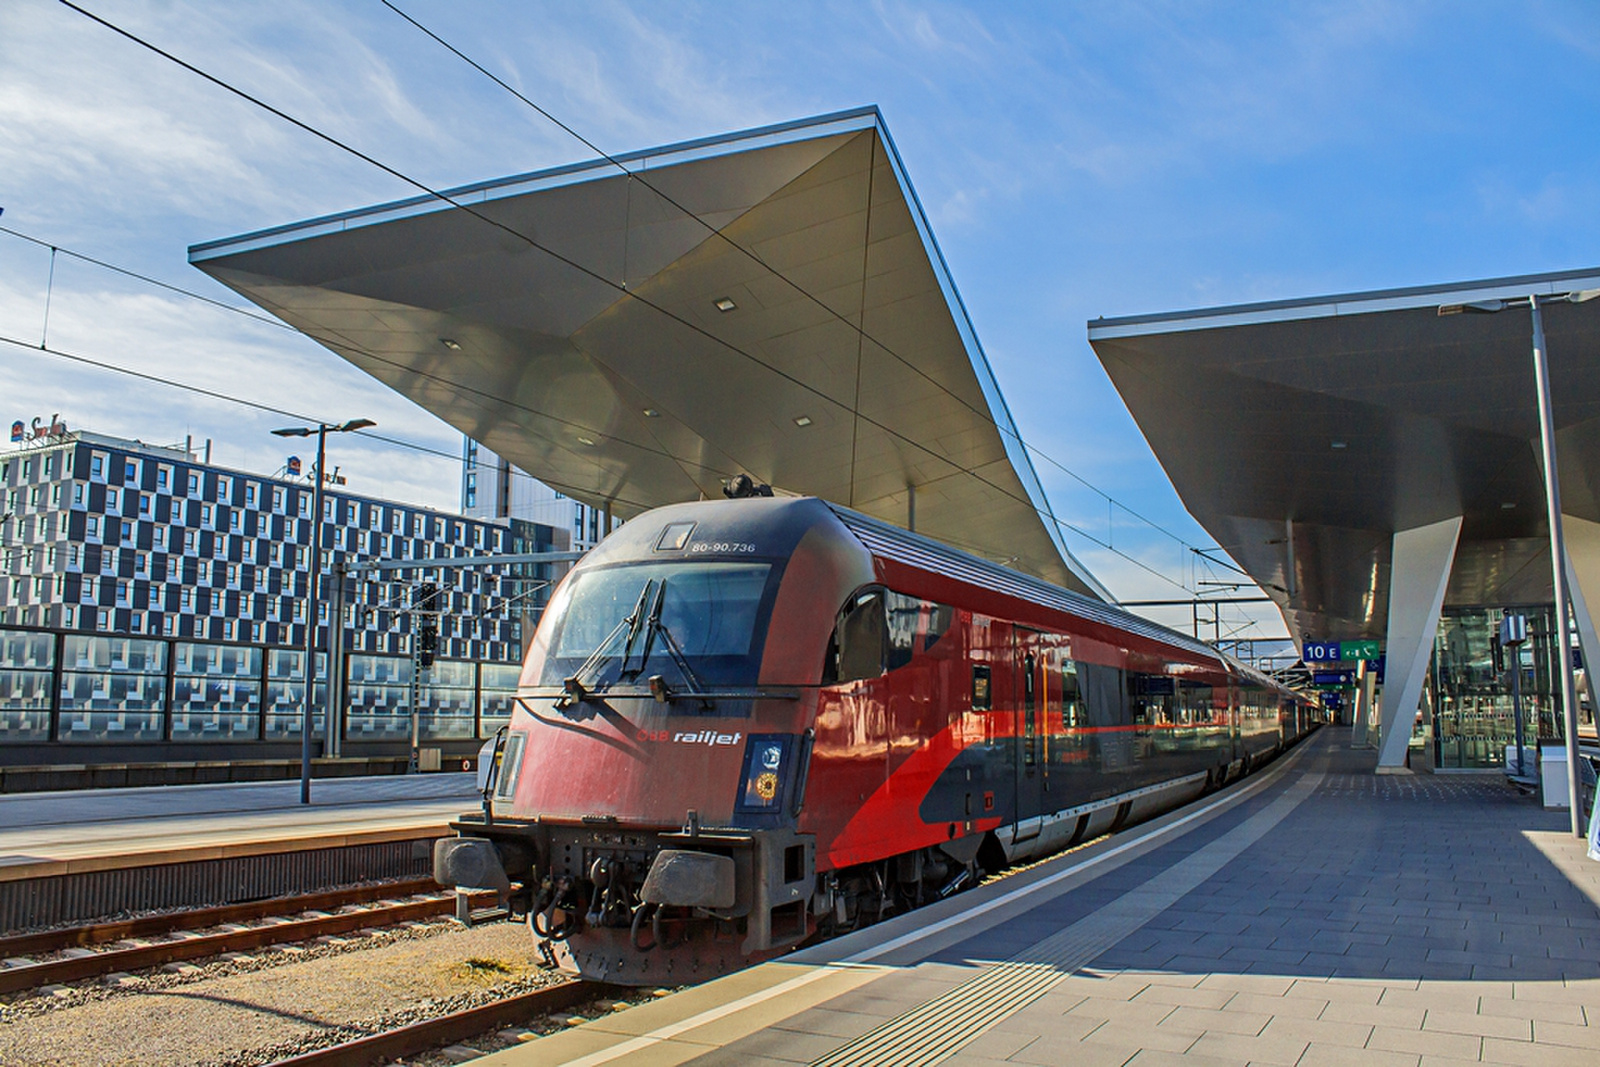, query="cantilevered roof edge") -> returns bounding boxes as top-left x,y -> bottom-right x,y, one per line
870,116 -> 1113,603
188,106 -> 883,261
1088,265 -> 1600,340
